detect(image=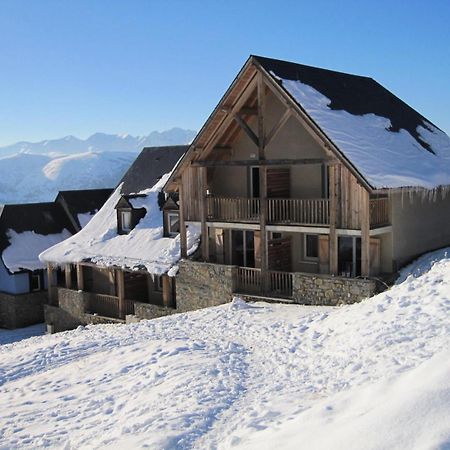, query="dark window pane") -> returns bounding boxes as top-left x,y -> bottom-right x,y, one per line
306,234 -> 318,258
